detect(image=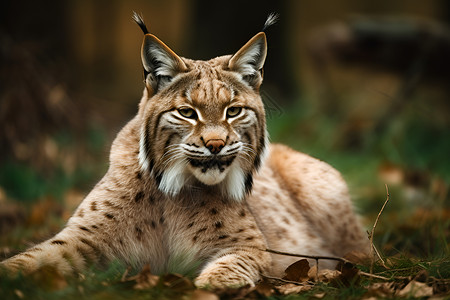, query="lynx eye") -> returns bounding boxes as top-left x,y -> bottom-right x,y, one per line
226,107 -> 242,118
178,107 -> 197,119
